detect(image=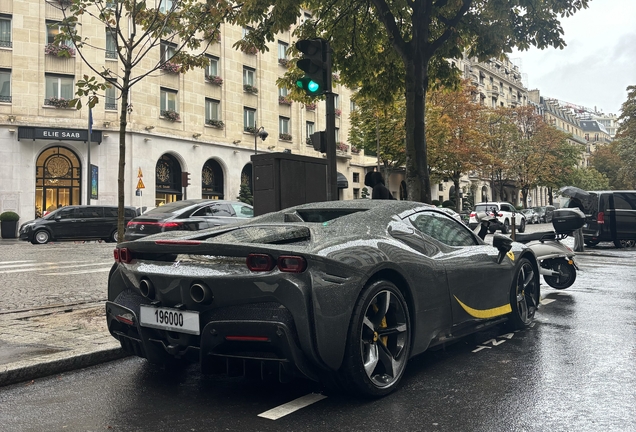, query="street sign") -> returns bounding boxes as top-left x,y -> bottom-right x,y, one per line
138,167 -> 143,178
137,178 -> 145,189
